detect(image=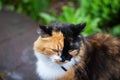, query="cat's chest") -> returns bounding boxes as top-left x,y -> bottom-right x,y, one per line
34,52 -> 65,80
